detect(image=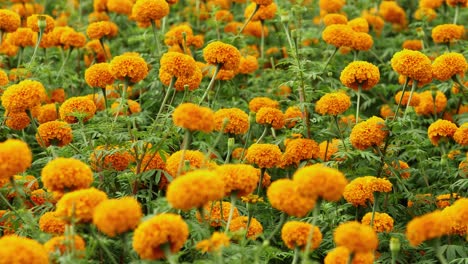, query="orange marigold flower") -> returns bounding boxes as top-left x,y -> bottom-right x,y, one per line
394,90 -> 420,107
427,119 -> 458,146
0,40 -> 20,57
109,53 -> 148,83
88,11 -> 110,23
323,13 -> 348,26
159,67 -> 203,91
334,221 -> 378,253
402,40 -> 423,50
59,30 -> 86,49
340,61 -> 380,90
215,10 -> 234,22
432,52 -> 467,81
361,212 -> 394,232
436,193 -> 460,208
93,197 -> 142,237
245,2 -> 277,21
432,24 -> 465,44
319,0 -> 346,12
324,246 -> 374,264
343,176 -> 392,206
406,210 -> 450,246
165,150 -> 212,177
84,39 -> 112,65
106,0 -> 133,15
390,49 -> 432,84
172,103 -> 215,133
281,139 -> 320,167
41,157 -> 93,193
267,178 -> 316,217
196,201 -> 239,227
214,108 -> 249,135
414,7 -> 437,21
0,235 -> 49,264
196,232 -> 230,253
39,211 -> 67,235
166,170 -> 224,210
454,123 -> 468,146
203,41 -> 241,71
164,24 -> 194,47
419,0 -> 444,9
248,97 -> 279,112
59,96 -> 97,123
318,139 -> 341,161
322,24 -> 354,47
0,139 -> 32,180
111,99 -> 141,116
315,92 -> 351,115
294,164 -> 348,201
380,104 -> 394,119
350,116 -> 388,150
90,145 -> 133,171
160,51 -> 197,78
415,90 -> 447,116
56,187 -> 108,223
133,213 -> 188,260
36,120 -> 73,147
216,164 -> 259,196
281,221 -> 322,250
229,216 -> 263,239
245,143 -> 282,168
4,175 -> 38,198
252,0 -> 273,5
44,235 -> 85,256
26,14 -> 55,33
1,80 -> 47,112
85,63 -> 115,88
4,111 -> 30,130
379,1 -> 407,26
348,17 -> 369,33
238,55 -> 259,74
351,32 -> 373,51
87,21 -> 118,39
36,103 -> 58,124
0,69 -> 8,86
0,9 -> 21,33
446,0 -> 468,6
284,106 -> 302,128
255,107 -> 285,129
30,189 -> 50,206
243,21 -> 269,38
441,198 -> 468,236
7,27 -> 37,47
